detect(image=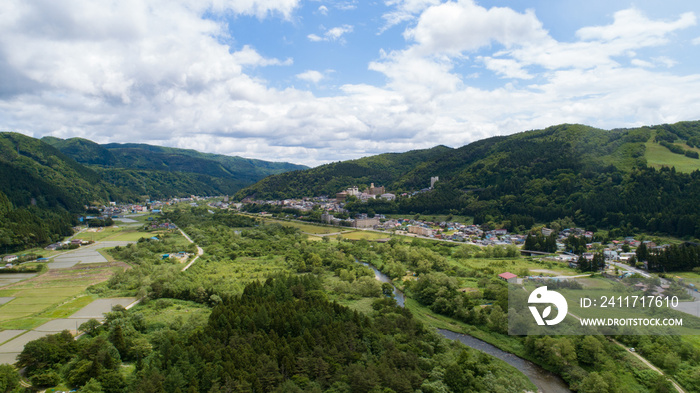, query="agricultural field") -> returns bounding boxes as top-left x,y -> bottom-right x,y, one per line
338,230 -> 391,241
0,262 -> 126,330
